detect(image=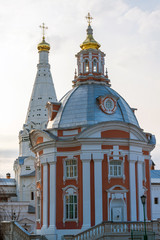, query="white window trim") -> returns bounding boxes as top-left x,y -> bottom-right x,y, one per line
63,157 -> 78,183
107,150 -> 125,182
83,58 -> 89,73
109,160 -> 122,177
62,185 -> 78,223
